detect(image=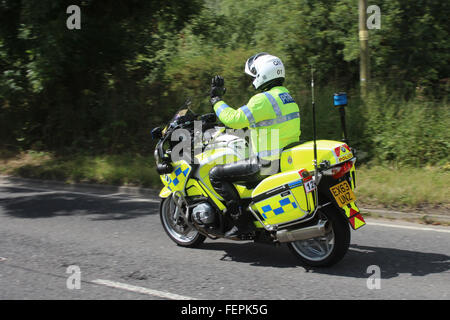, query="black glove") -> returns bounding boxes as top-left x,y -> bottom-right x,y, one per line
210,75 -> 226,105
